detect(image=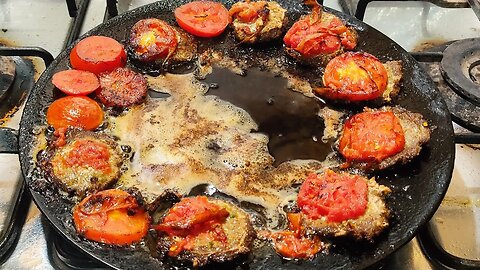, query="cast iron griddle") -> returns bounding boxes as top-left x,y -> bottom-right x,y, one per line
18,1 -> 455,269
